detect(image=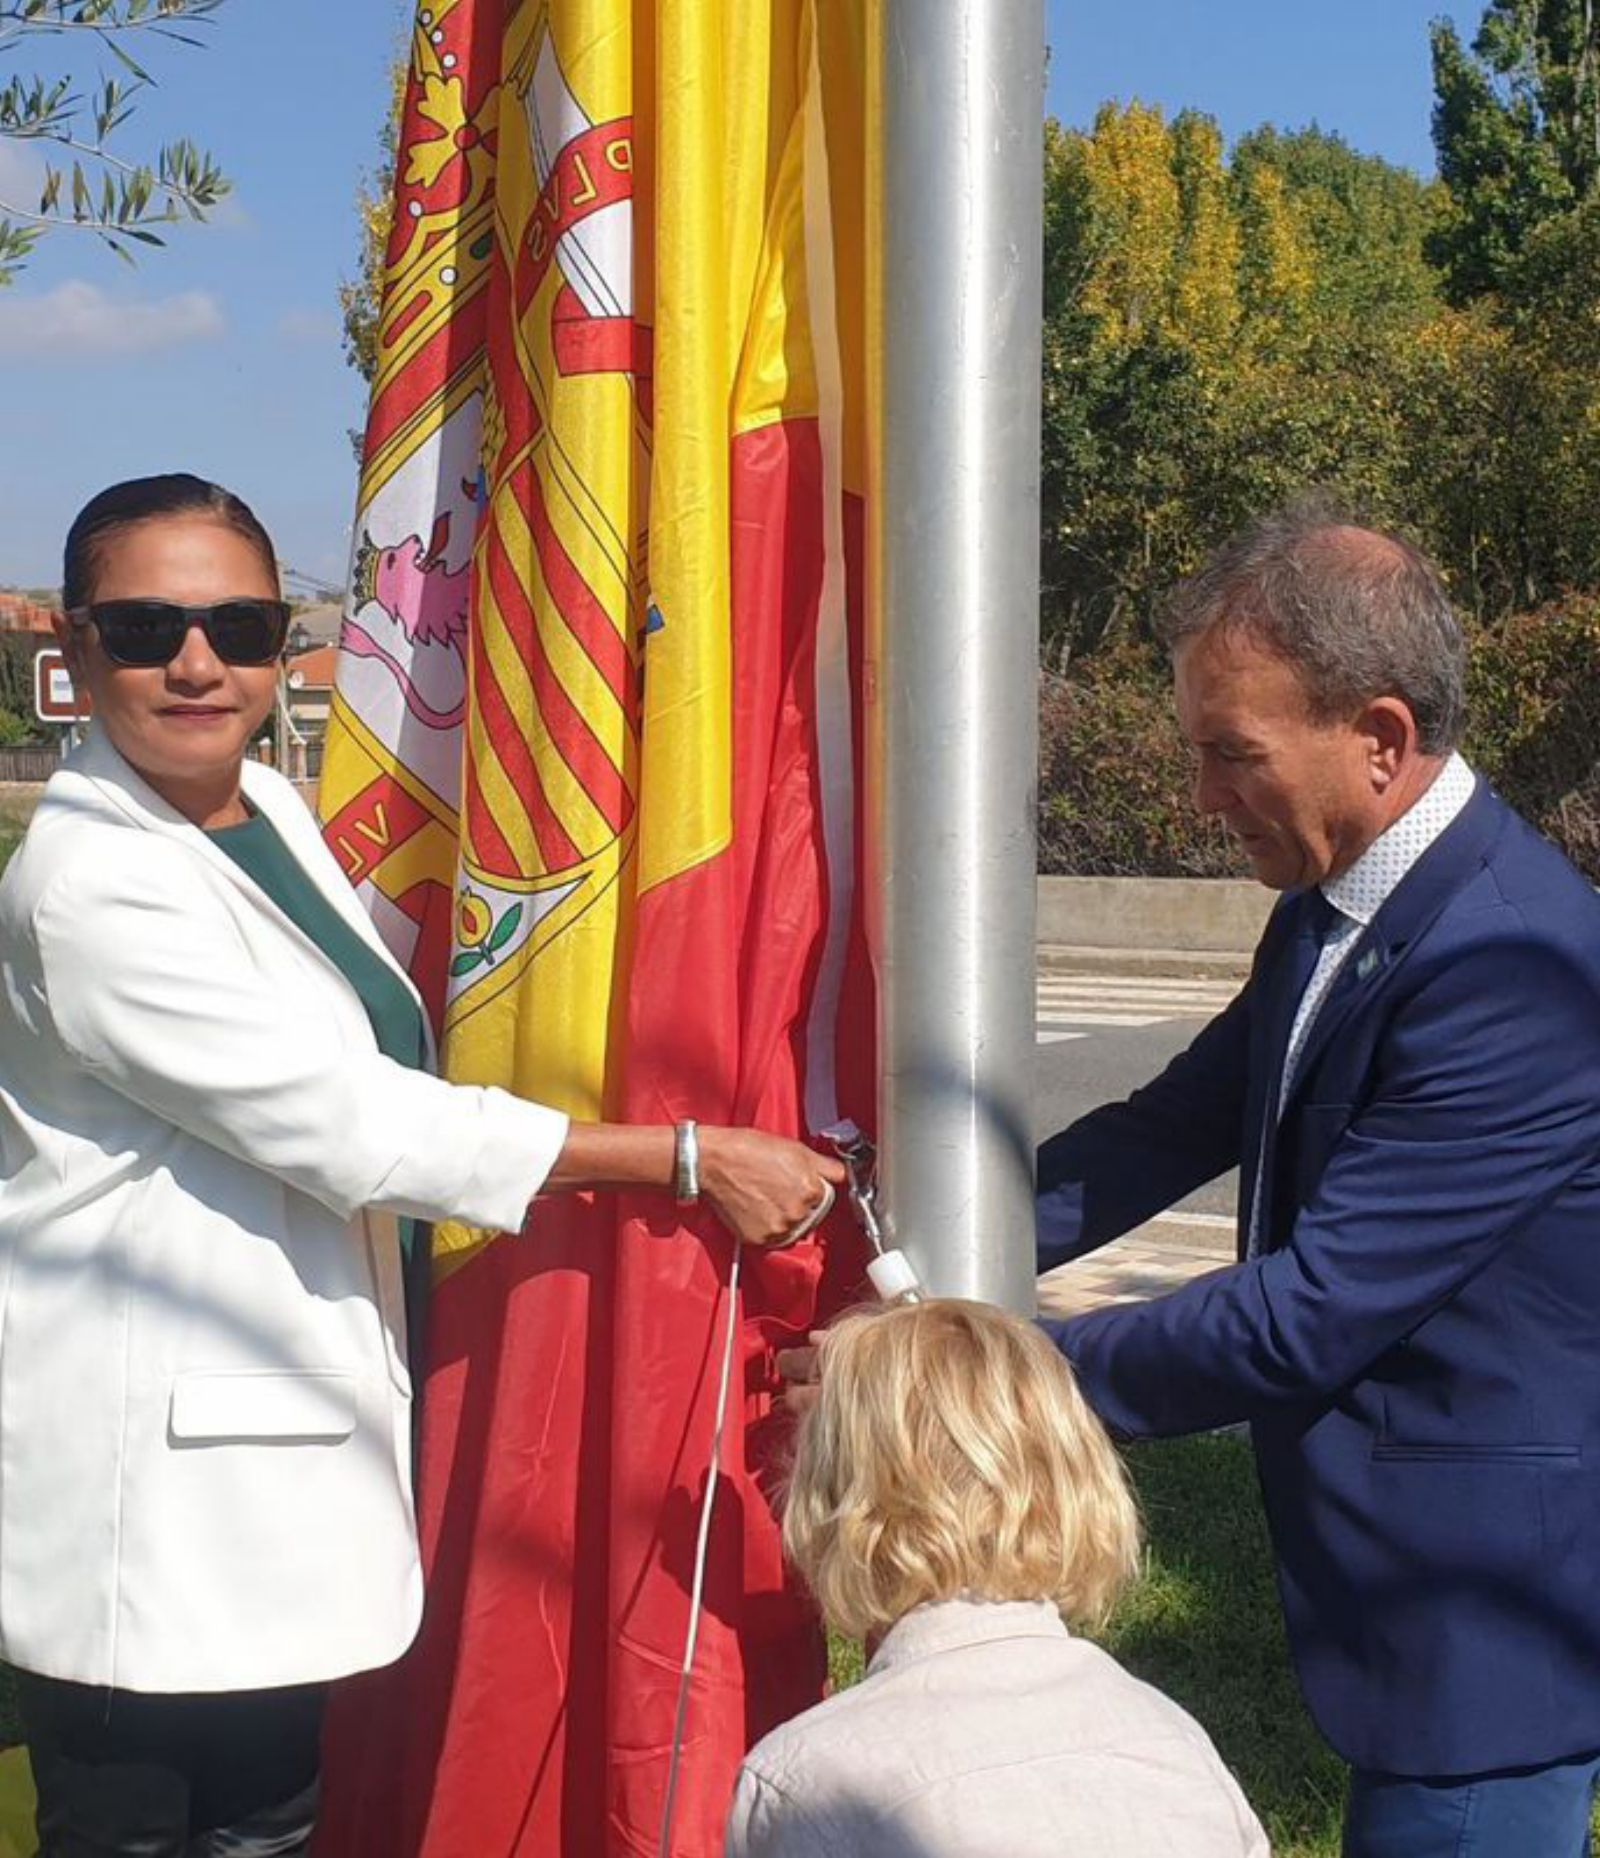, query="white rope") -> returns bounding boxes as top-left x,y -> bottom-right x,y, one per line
658,1239 -> 744,1858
